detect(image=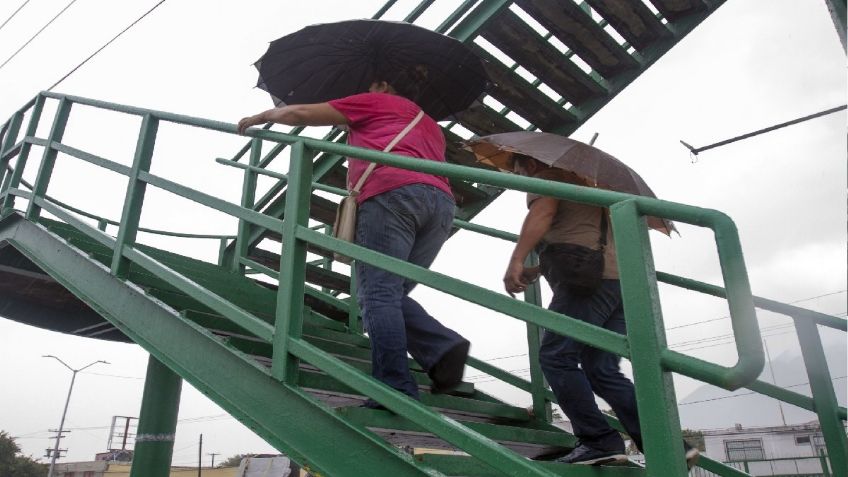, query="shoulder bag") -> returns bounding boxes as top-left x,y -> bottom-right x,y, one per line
538,209 -> 608,296
332,110 -> 425,263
